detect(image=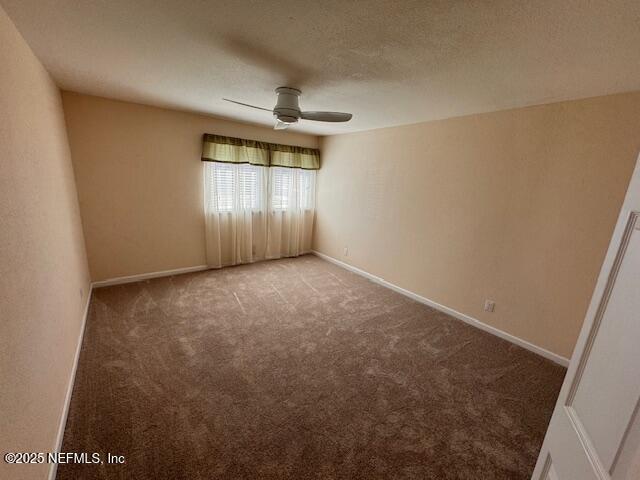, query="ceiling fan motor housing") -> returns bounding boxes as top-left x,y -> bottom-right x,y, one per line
274,87 -> 301,124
